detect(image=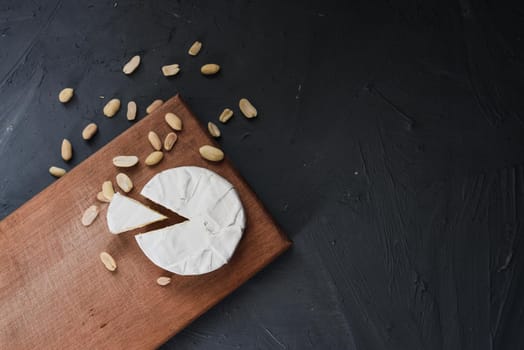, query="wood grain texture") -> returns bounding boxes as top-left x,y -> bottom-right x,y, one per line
0,95 -> 291,350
